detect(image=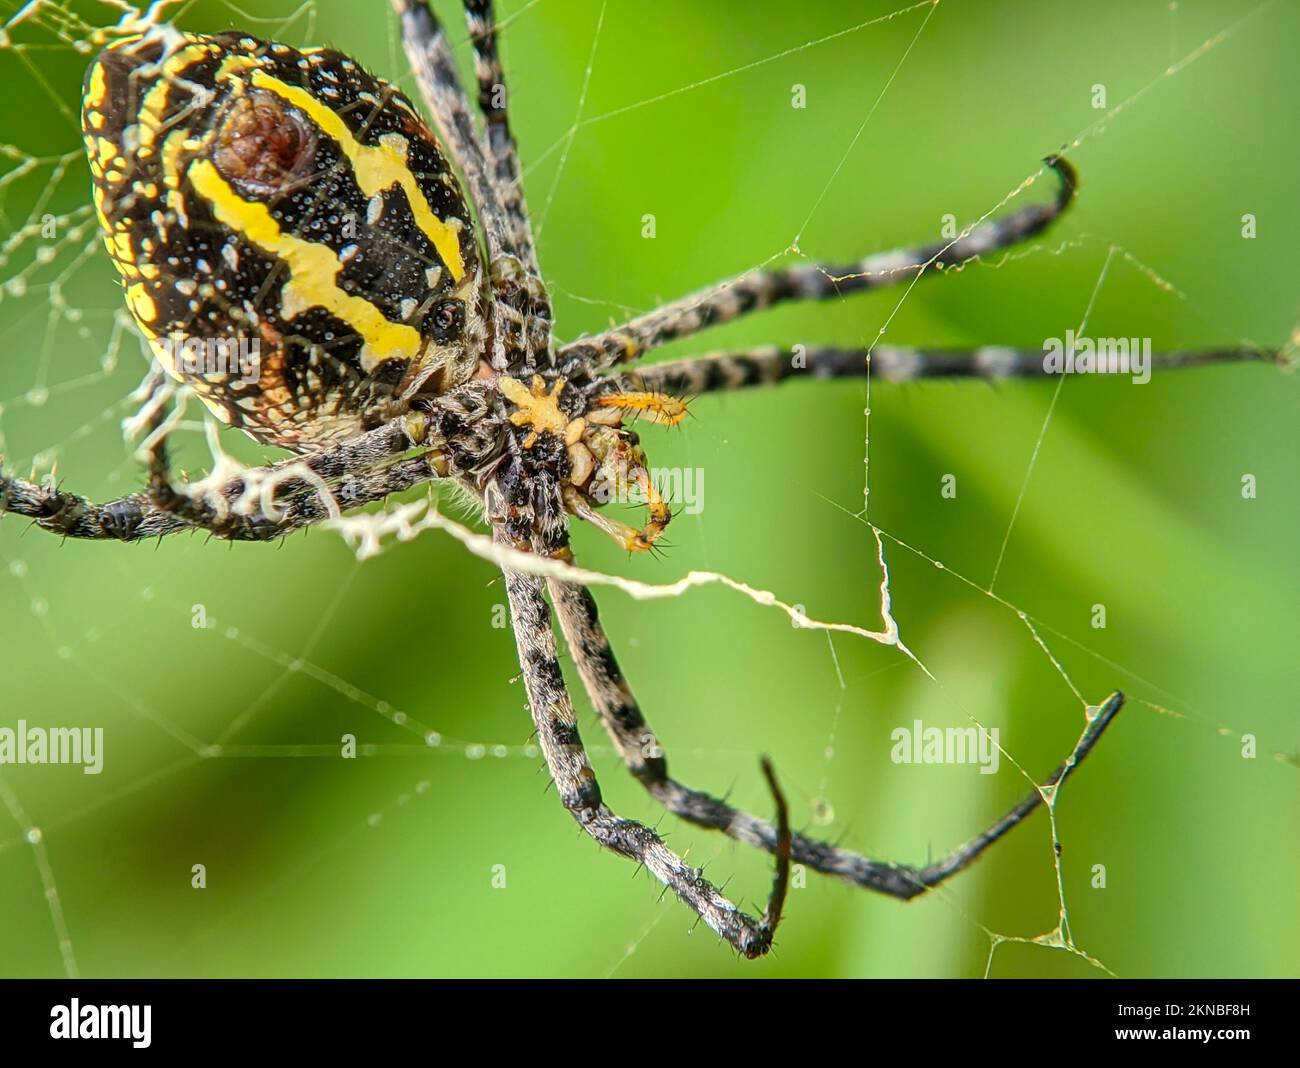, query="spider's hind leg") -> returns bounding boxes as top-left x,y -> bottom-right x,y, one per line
124,379 -> 283,541
0,472 -> 186,541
